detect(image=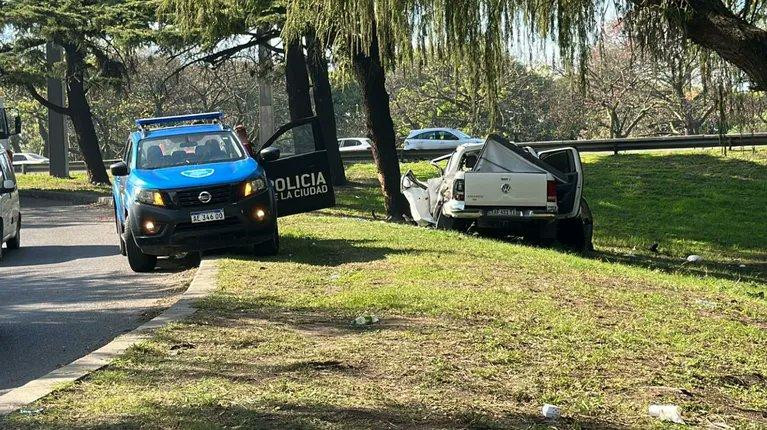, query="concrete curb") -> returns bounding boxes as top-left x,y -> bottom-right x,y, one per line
0,258 -> 219,416
19,190 -> 111,206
